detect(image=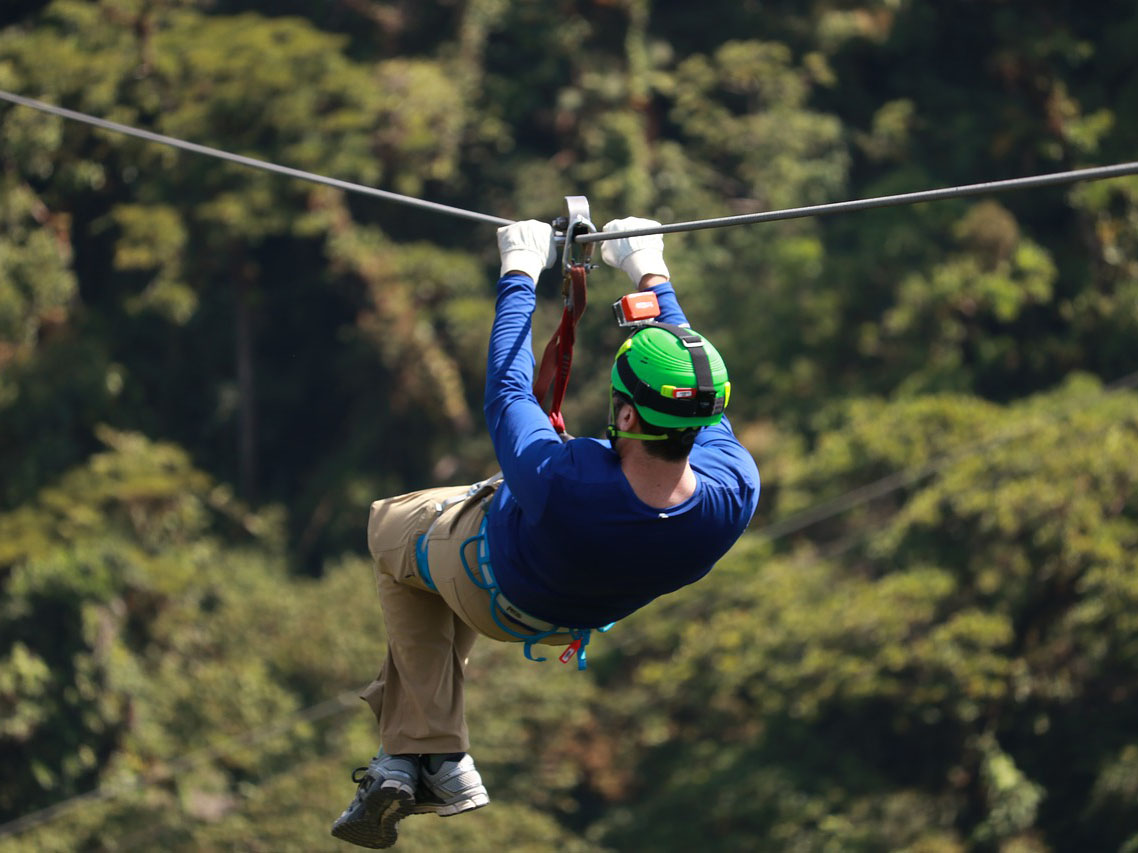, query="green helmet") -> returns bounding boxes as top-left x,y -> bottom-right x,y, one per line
611,323 -> 731,429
